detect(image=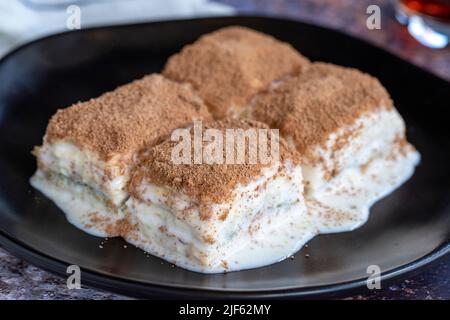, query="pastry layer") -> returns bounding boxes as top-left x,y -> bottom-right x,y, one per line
30,170 -> 126,237
35,142 -> 131,206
